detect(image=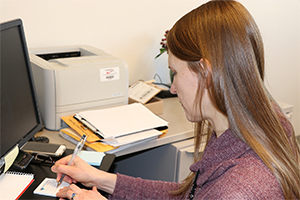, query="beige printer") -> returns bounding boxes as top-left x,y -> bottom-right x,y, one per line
29,45 -> 128,130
